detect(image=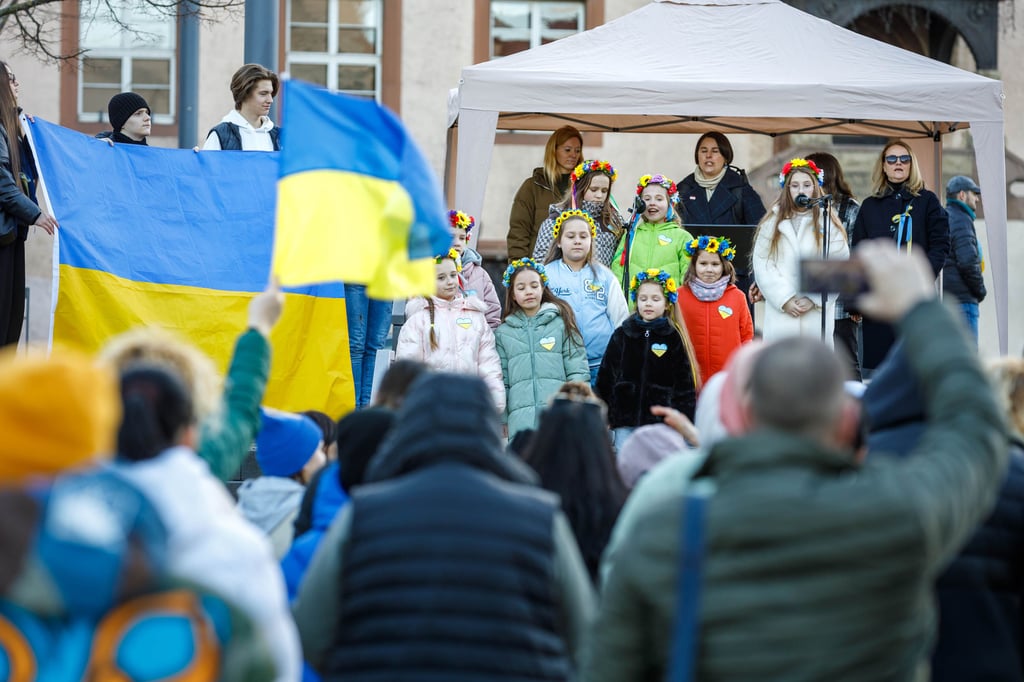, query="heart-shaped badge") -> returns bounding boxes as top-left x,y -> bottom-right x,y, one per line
539,336 -> 556,351
718,305 -> 733,319
456,317 -> 472,329
651,343 -> 668,357
658,235 -> 672,245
